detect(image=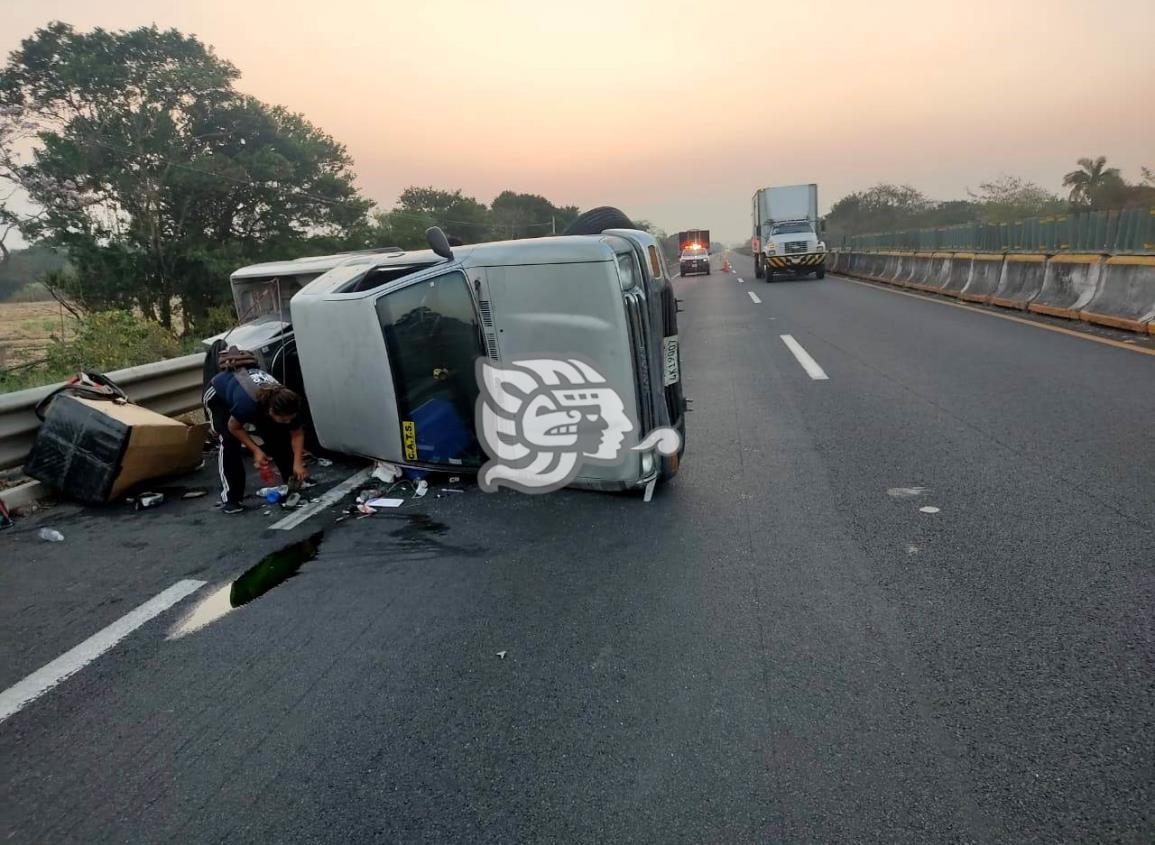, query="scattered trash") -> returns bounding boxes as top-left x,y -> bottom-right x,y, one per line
356,487 -> 383,504
0,500 -> 13,531
919,506 -> 941,514
282,491 -> 303,509
316,457 -> 333,467
414,480 -> 428,498
38,528 -> 65,543
372,461 -> 401,484
364,497 -> 404,509
262,509 -> 272,516
181,489 -> 208,500
442,488 -> 464,494
448,476 -> 460,483
496,651 -> 507,660
906,544 -> 920,555
357,503 -> 377,515
135,492 -> 165,511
